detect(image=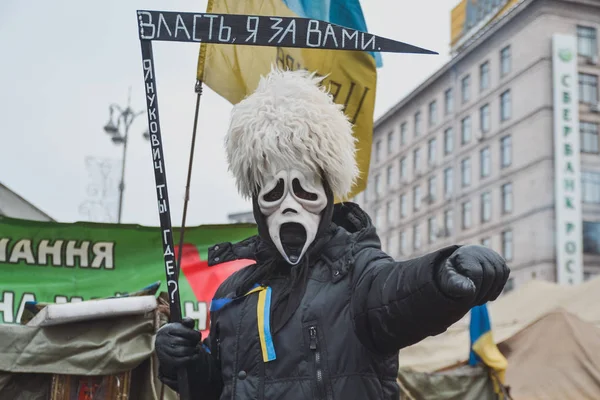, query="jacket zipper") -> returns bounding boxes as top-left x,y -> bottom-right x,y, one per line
309,326 -> 332,400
